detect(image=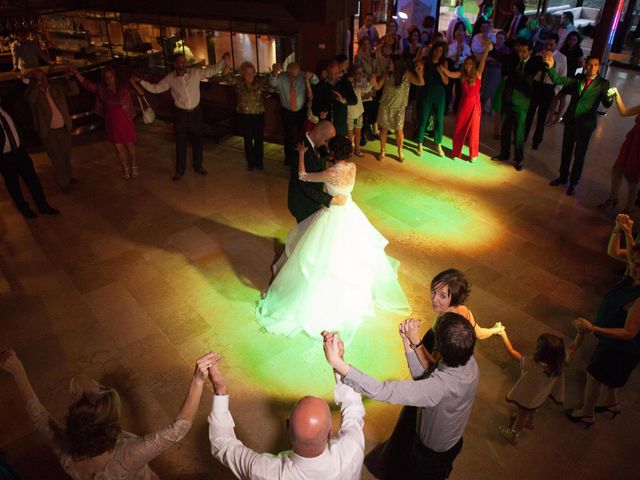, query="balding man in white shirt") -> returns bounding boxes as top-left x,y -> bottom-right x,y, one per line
206,352 -> 365,480
132,51 -> 229,181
